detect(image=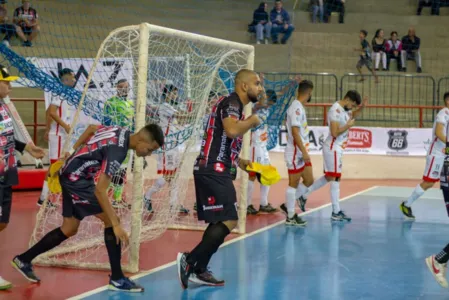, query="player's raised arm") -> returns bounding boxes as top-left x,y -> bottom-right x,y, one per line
352,95 -> 368,119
